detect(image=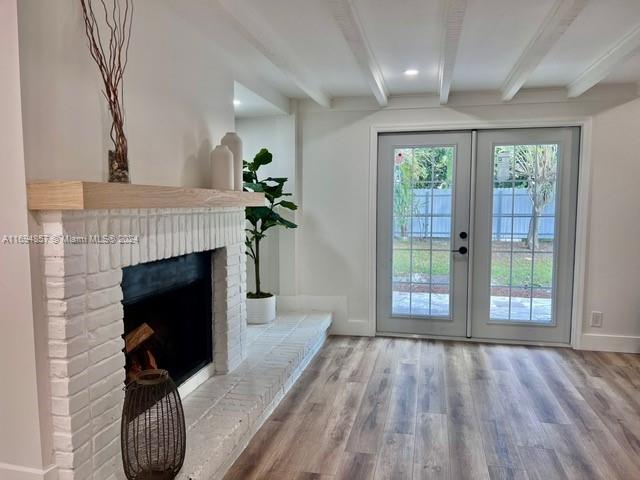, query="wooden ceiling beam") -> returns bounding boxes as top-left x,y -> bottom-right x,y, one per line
501,0 -> 586,102
439,0 -> 468,105
327,0 -> 388,106
567,23 -> 640,98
